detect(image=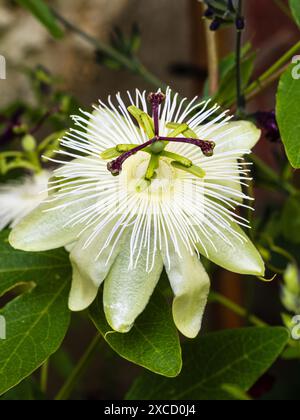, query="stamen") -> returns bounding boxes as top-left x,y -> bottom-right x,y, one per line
148,92 -> 165,137
160,151 -> 192,168
171,161 -> 206,179
167,123 -> 189,138
100,147 -> 121,160
128,106 -> 154,138
145,154 -> 160,181
166,122 -> 202,142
